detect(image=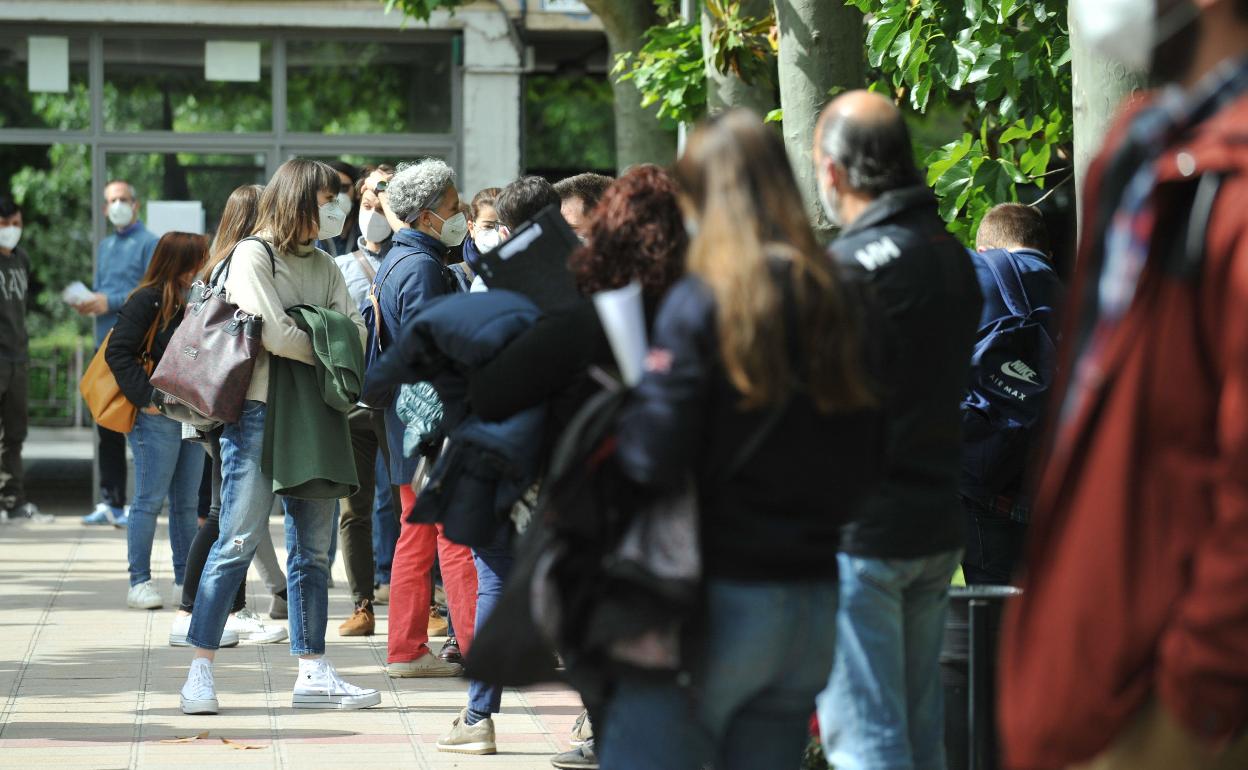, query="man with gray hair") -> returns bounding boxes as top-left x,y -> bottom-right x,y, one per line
78,179 -> 159,527
370,158 -> 478,682
812,91 -> 982,770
